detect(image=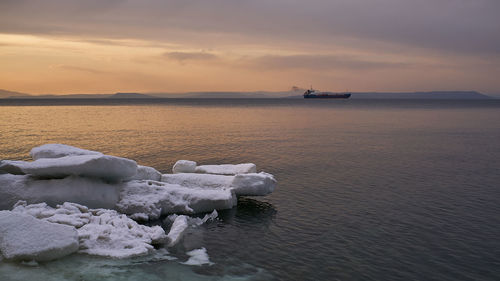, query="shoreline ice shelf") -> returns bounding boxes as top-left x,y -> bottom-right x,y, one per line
0,144 -> 276,263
